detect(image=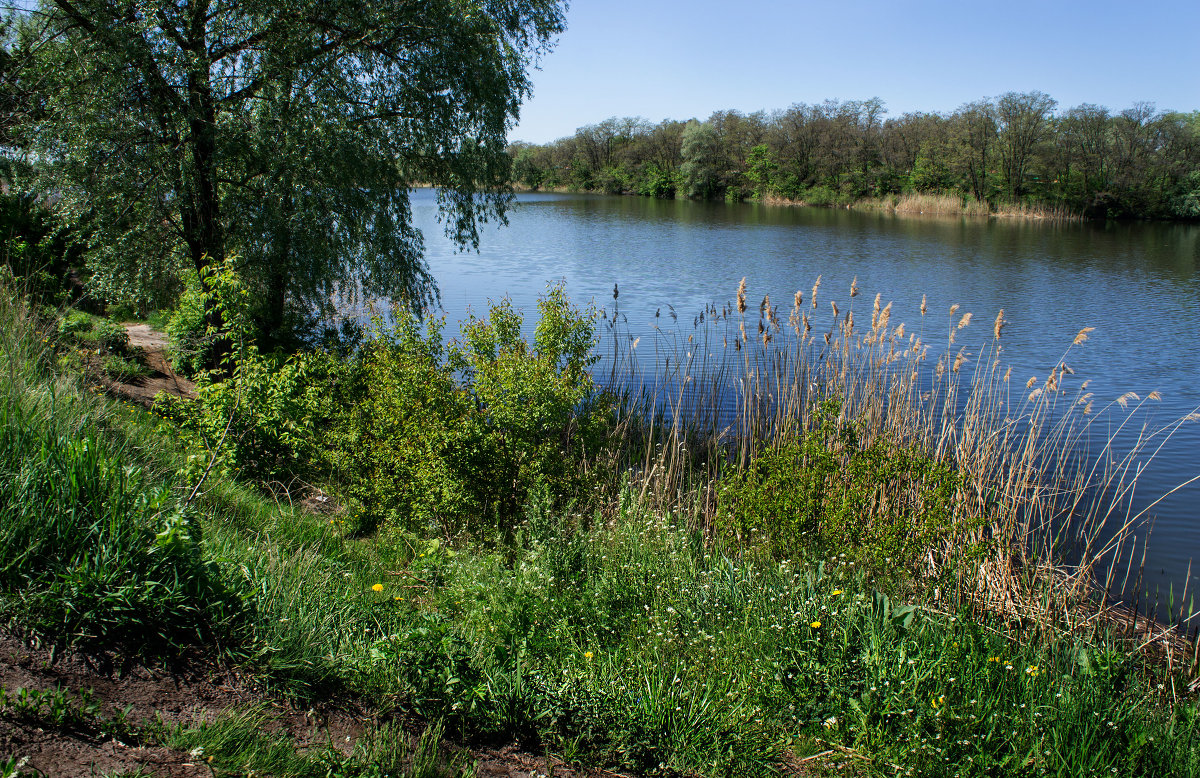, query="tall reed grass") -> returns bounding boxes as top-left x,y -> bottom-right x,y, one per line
595,276 -> 1199,666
